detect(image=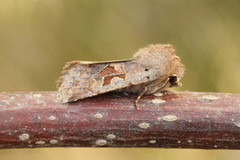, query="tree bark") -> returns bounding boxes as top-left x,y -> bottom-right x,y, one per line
0,91 -> 240,149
